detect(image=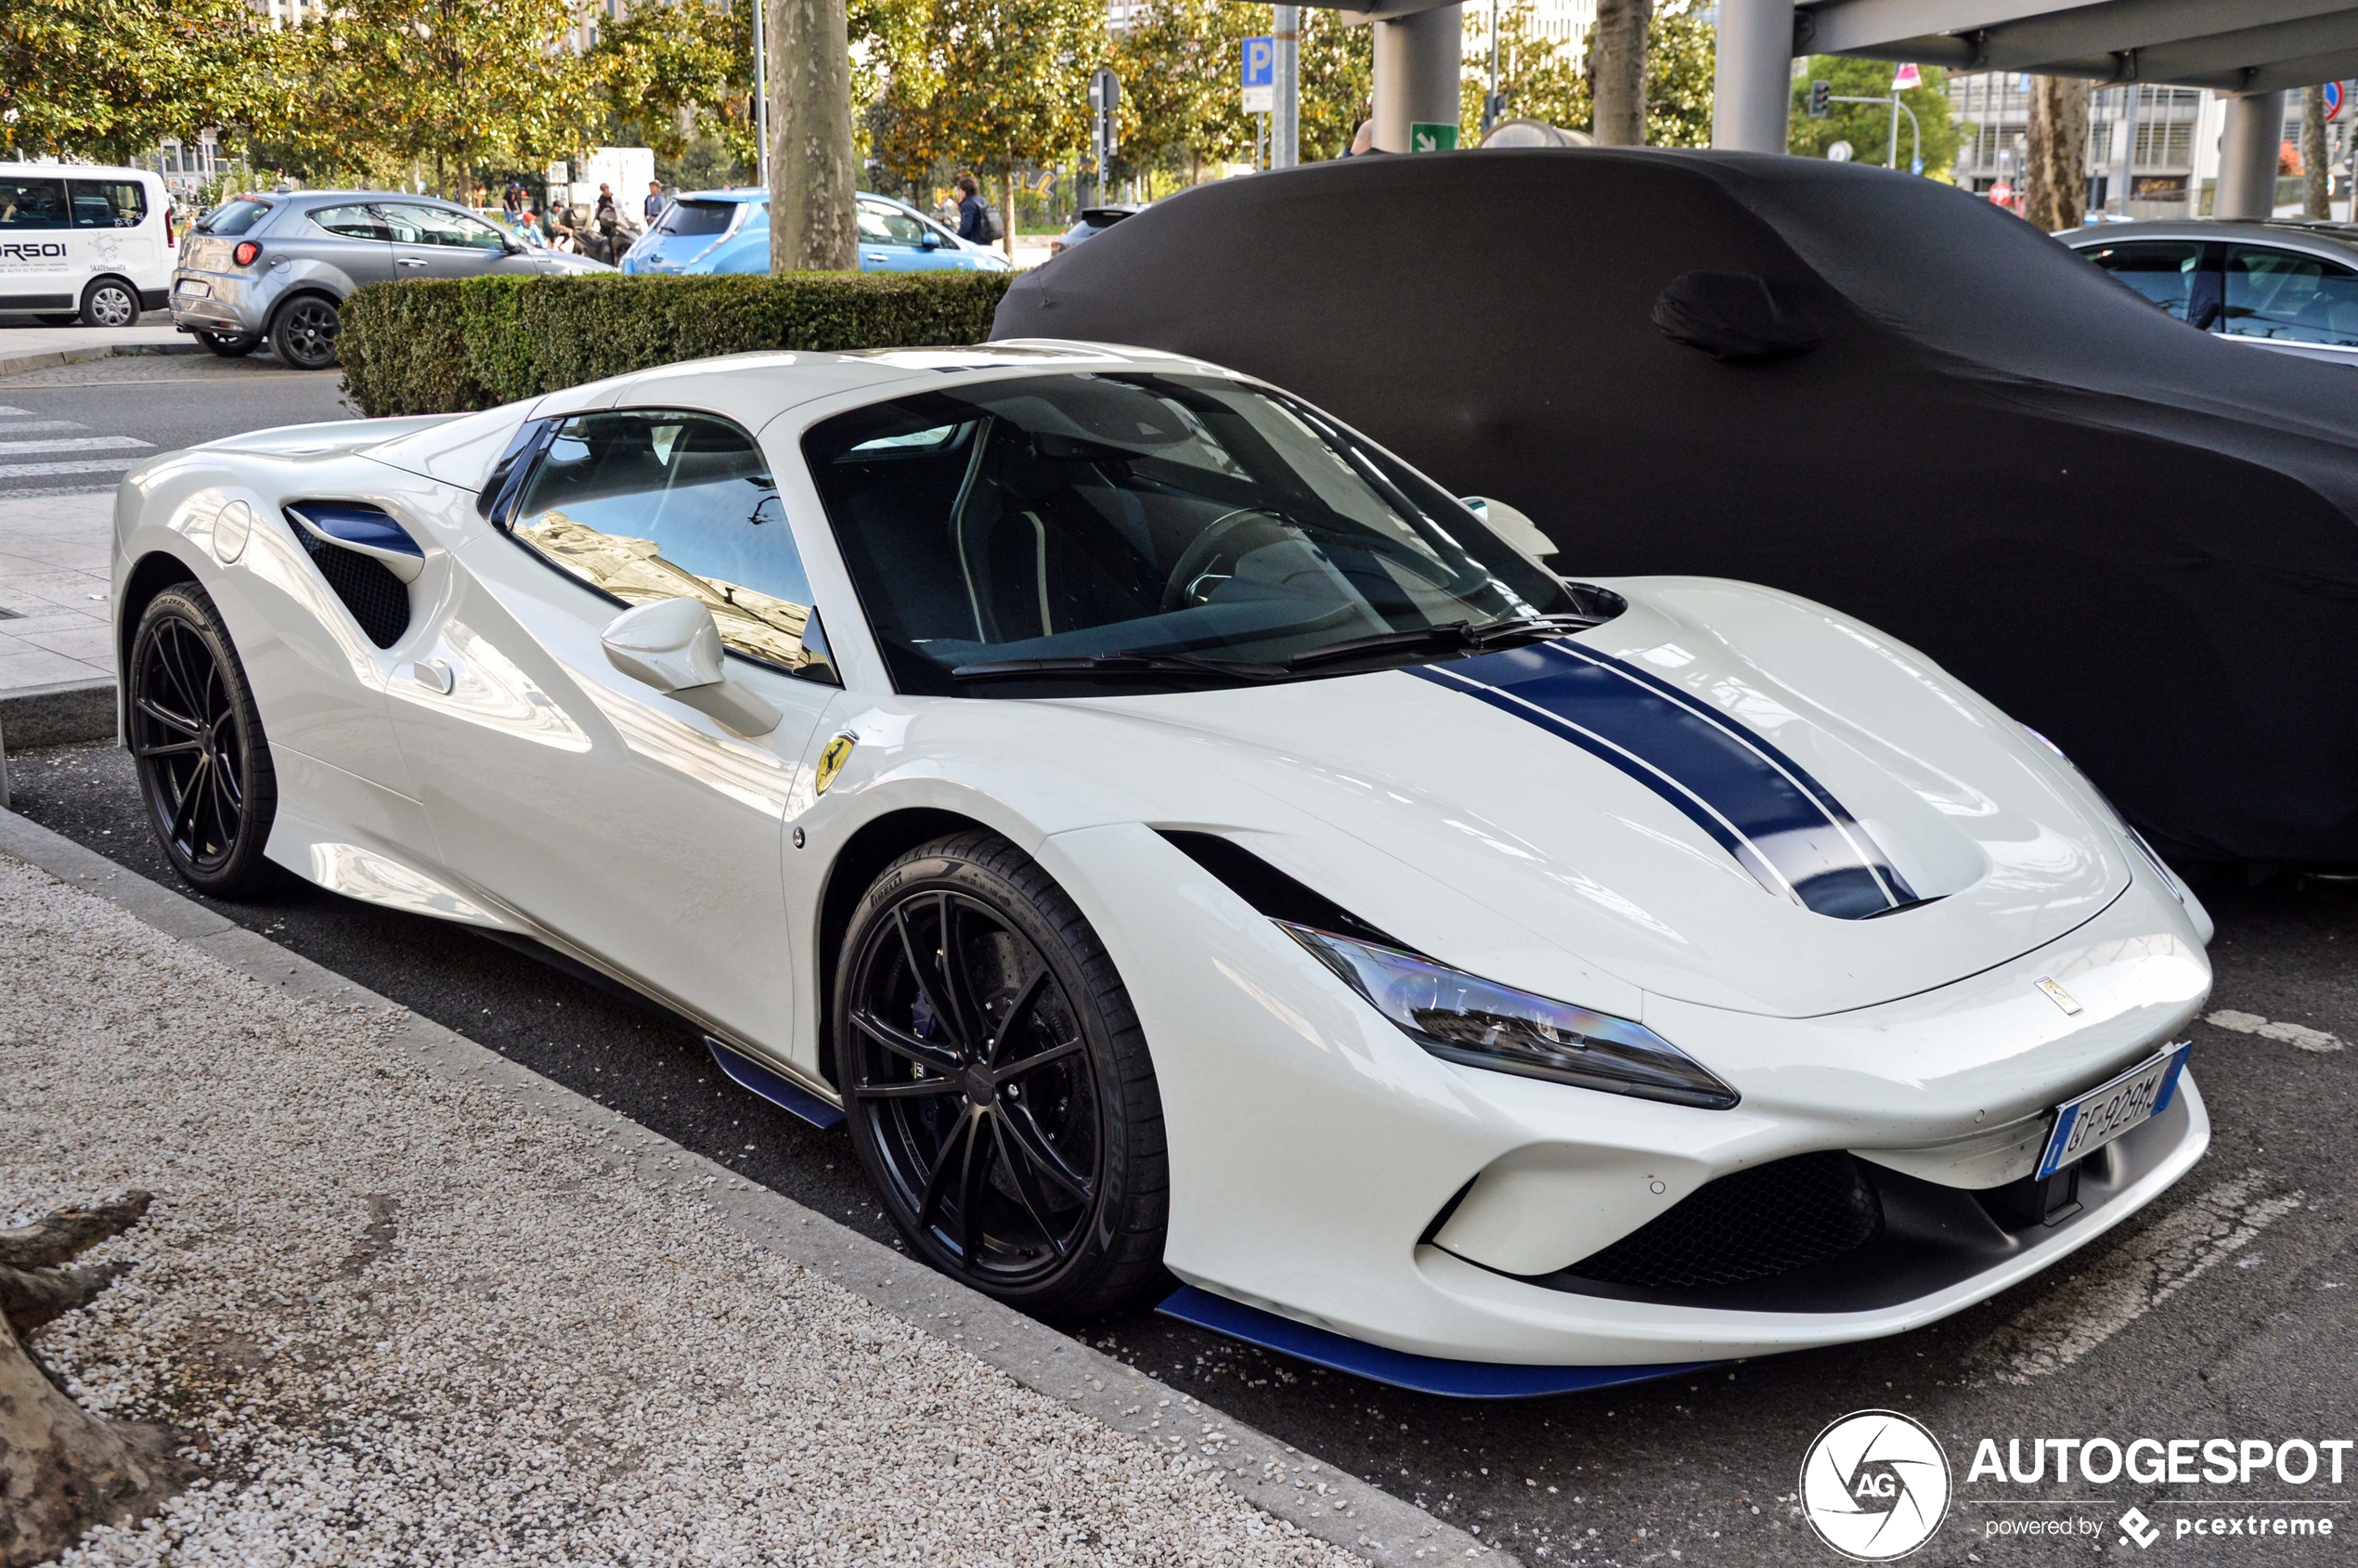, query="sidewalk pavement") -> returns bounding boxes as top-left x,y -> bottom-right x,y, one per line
0,809 -> 1494,1566
0,491 -> 113,749
0,322 -> 189,380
